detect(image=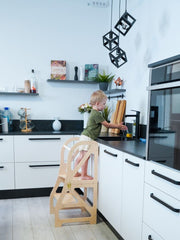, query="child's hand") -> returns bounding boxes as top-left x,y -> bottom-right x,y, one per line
119,122 -> 128,131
